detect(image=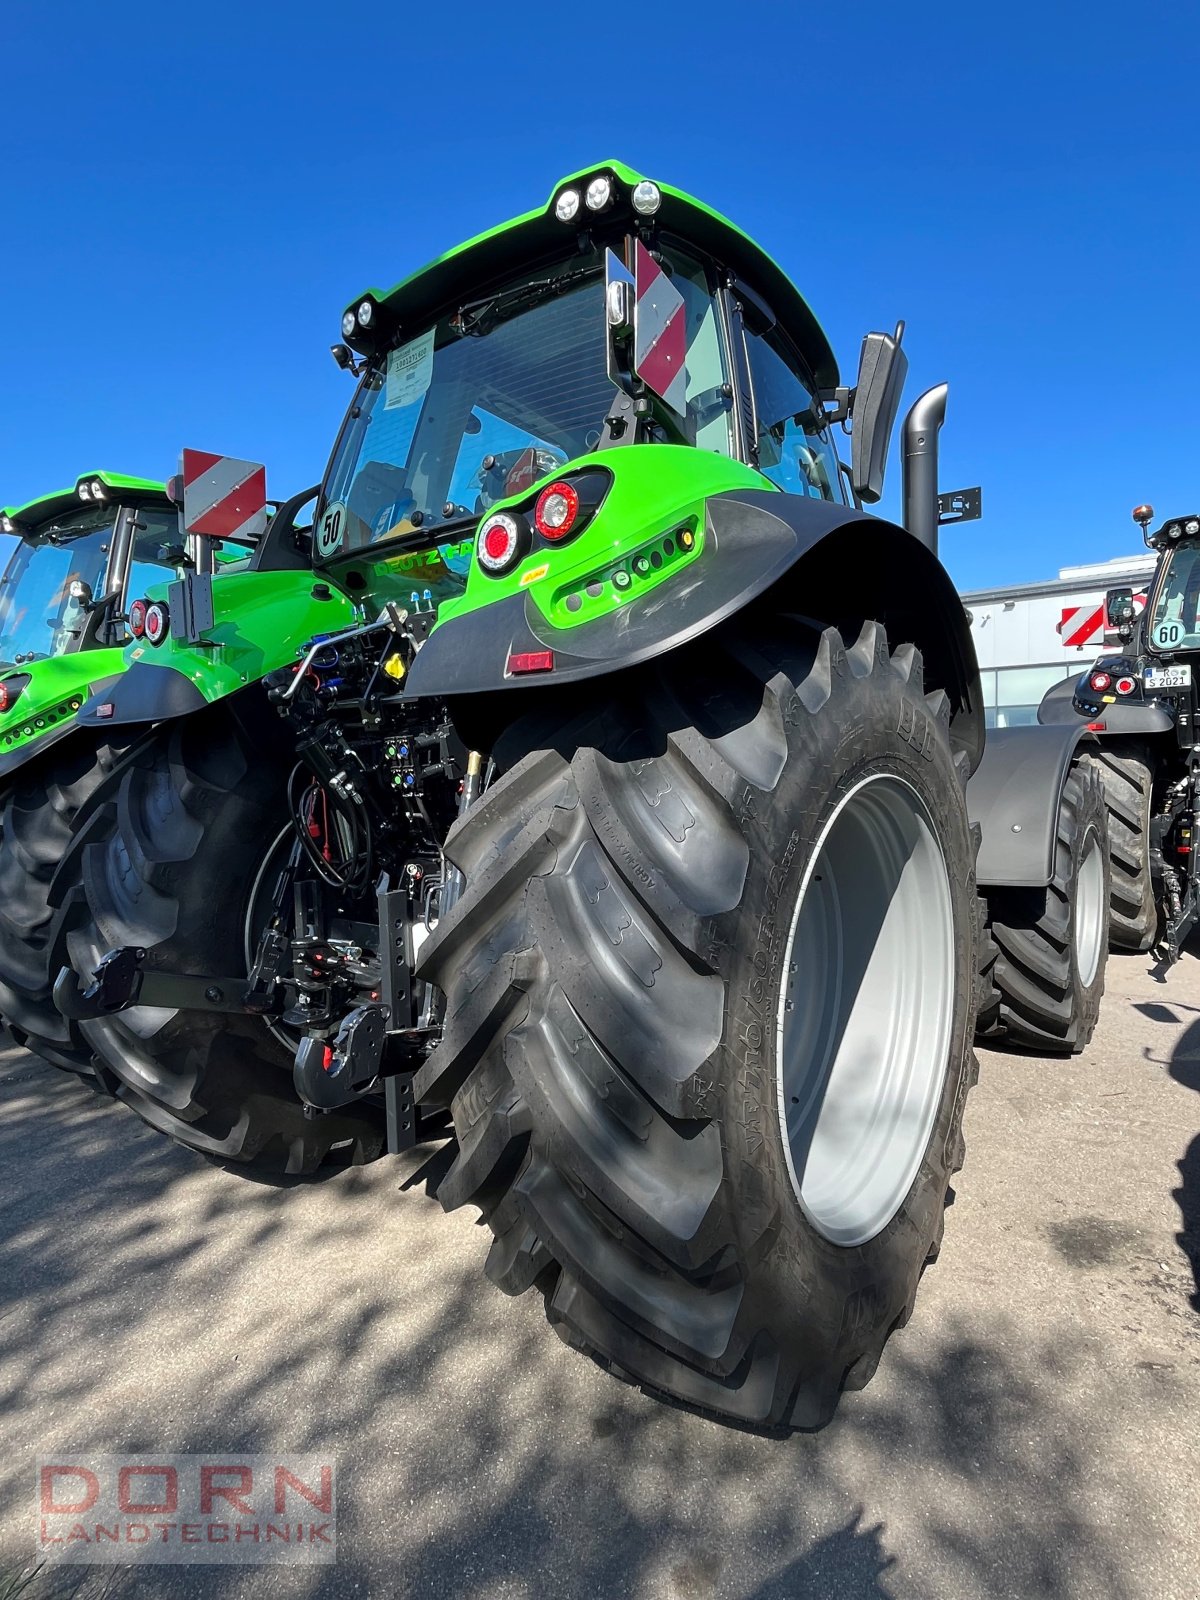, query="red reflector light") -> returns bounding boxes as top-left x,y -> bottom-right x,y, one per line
1089,671 -> 1111,691
1115,676 -> 1136,695
1086,721 -> 1107,731
129,598 -> 148,638
0,683 -> 12,714
535,481 -> 580,540
477,512 -> 526,576
485,524 -> 511,560
143,601 -> 169,645
507,650 -> 555,675
321,1045 -> 334,1072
